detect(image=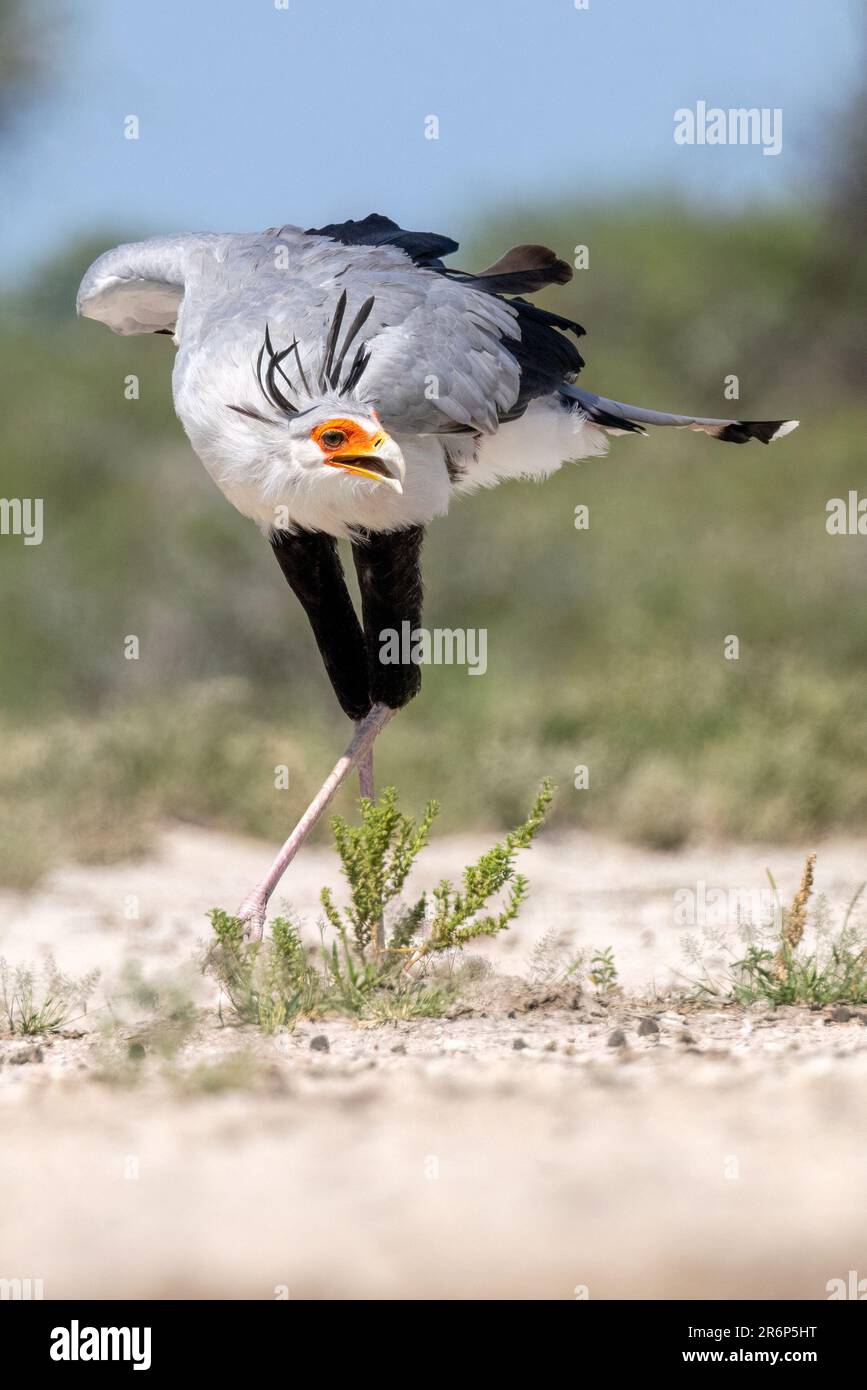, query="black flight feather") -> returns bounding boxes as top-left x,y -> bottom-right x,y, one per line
308,213 -> 458,269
